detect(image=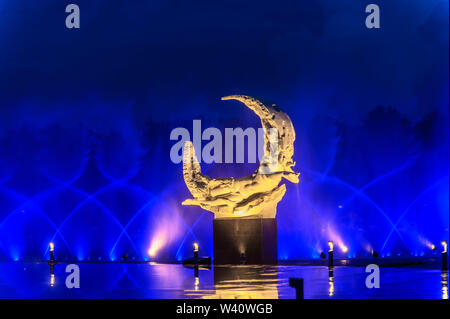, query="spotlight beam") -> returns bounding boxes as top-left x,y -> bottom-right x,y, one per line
381,176 -> 449,252
108,196 -> 159,259
0,185 -> 73,255
174,211 -> 206,260
43,177 -> 139,257
339,157 -> 417,209
302,168 -> 405,244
